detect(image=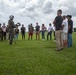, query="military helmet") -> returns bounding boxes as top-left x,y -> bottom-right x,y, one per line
9,15 -> 14,20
